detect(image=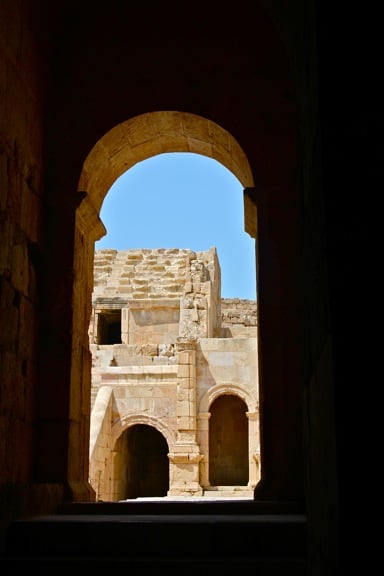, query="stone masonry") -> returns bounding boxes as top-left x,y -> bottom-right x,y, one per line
89,247 -> 259,500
